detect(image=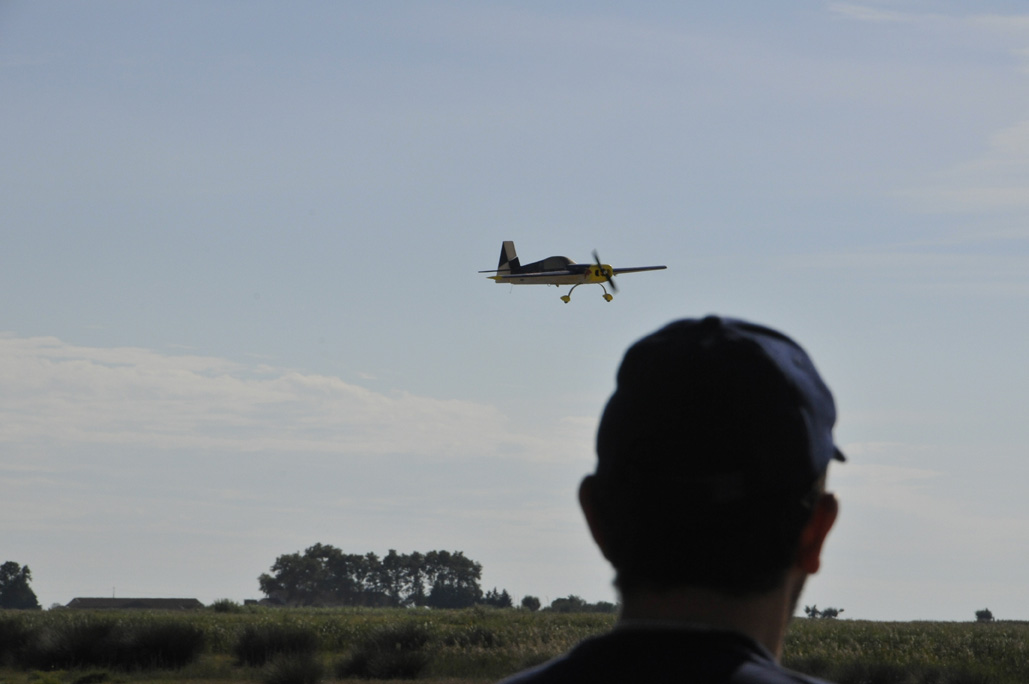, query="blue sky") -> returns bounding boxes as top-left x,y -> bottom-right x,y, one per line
4,1 -> 1029,620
